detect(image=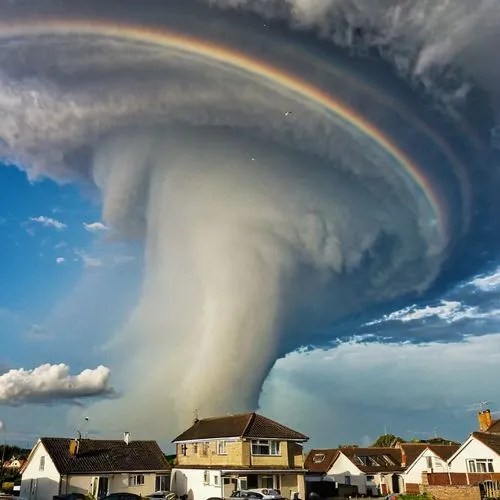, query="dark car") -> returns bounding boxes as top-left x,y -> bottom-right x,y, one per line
101,494 -> 142,500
